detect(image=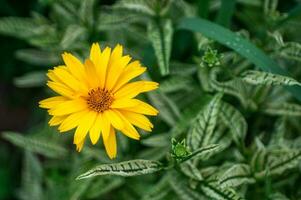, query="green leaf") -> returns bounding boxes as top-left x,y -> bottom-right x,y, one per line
142,175 -> 171,200
86,177 -> 124,199
180,161 -> 203,181
97,12 -> 141,30
262,102 -> 301,116
200,182 -> 245,200
219,102 -> 247,144
60,25 -> 86,49
265,149 -> 301,177
18,151 -> 43,200
2,132 -> 67,158
218,164 -> 255,188
177,17 -> 301,102
15,49 -> 59,66
210,68 -> 250,107
0,17 -> 37,39
147,90 -> 180,126
79,0 -> 95,27
148,19 -> 173,75
141,134 -> 170,147
168,170 -> 204,200
241,70 -> 301,86
187,93 -> 223,151
255,149 -> 301,178
215,0 -> 236,27
76,159 -> 163,179
159,76 -> 191,93
278,42 -> 301,62
186,144 -> 221,161
14,71 -> 46,88
113,0 -> 155,16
